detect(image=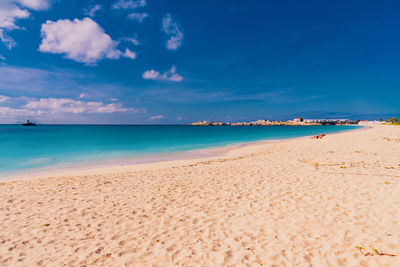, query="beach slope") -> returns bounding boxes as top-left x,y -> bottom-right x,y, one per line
1,126 -> 399,266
